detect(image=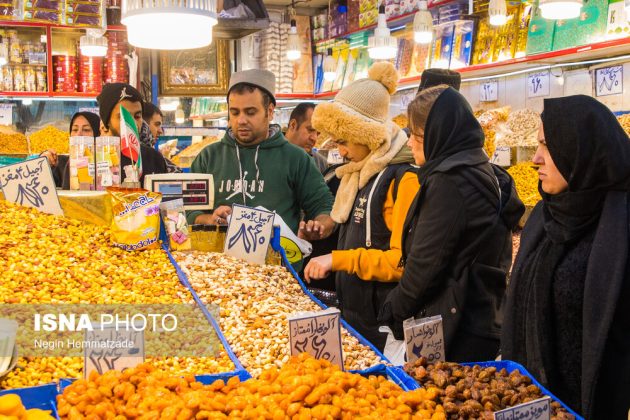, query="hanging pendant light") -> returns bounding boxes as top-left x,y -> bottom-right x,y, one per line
538,0 -> 583,20
121,0 -> 217,50
80,29 -> 108,57
413,1 -> 433,44
323,48 -> 337,81
175,108 -> 185,124
625,0 -> 630,17
489,0 -> 508,25
286,3 -> 301,61
368,3 -> 398,60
